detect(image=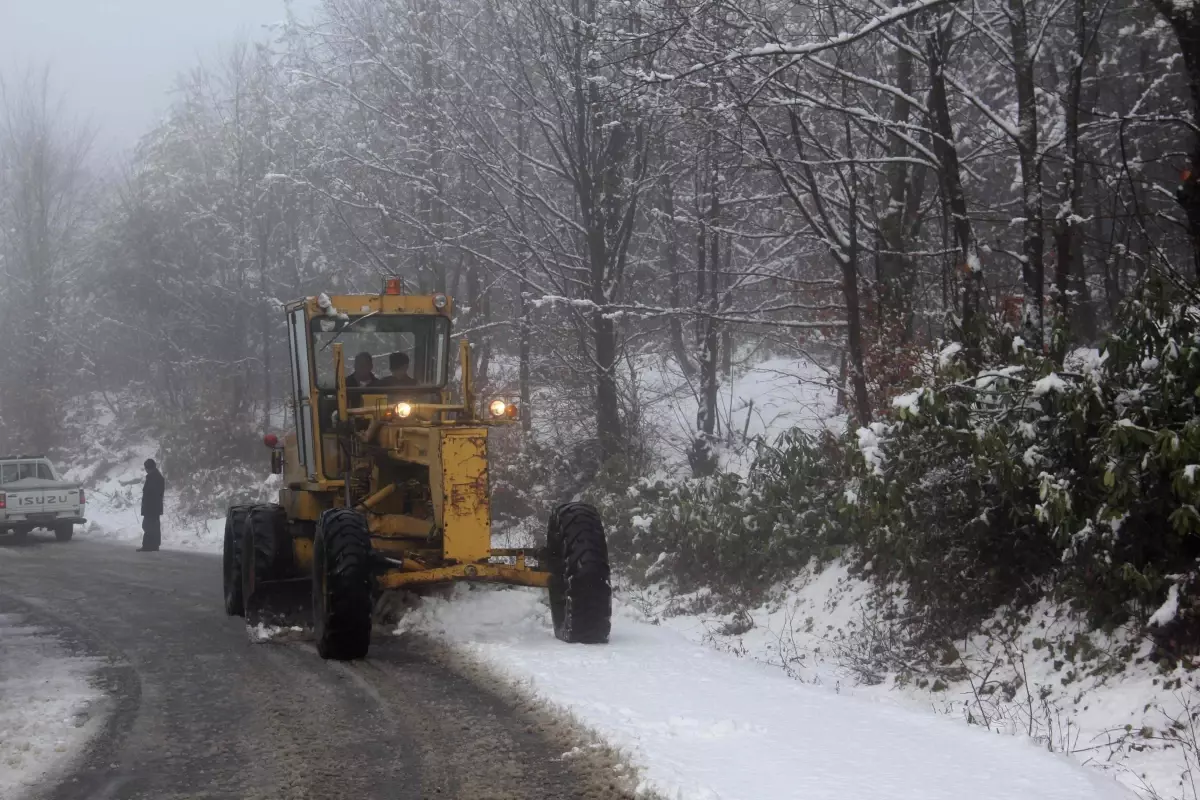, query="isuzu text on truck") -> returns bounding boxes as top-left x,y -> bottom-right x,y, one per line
0,456 -> 86,542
